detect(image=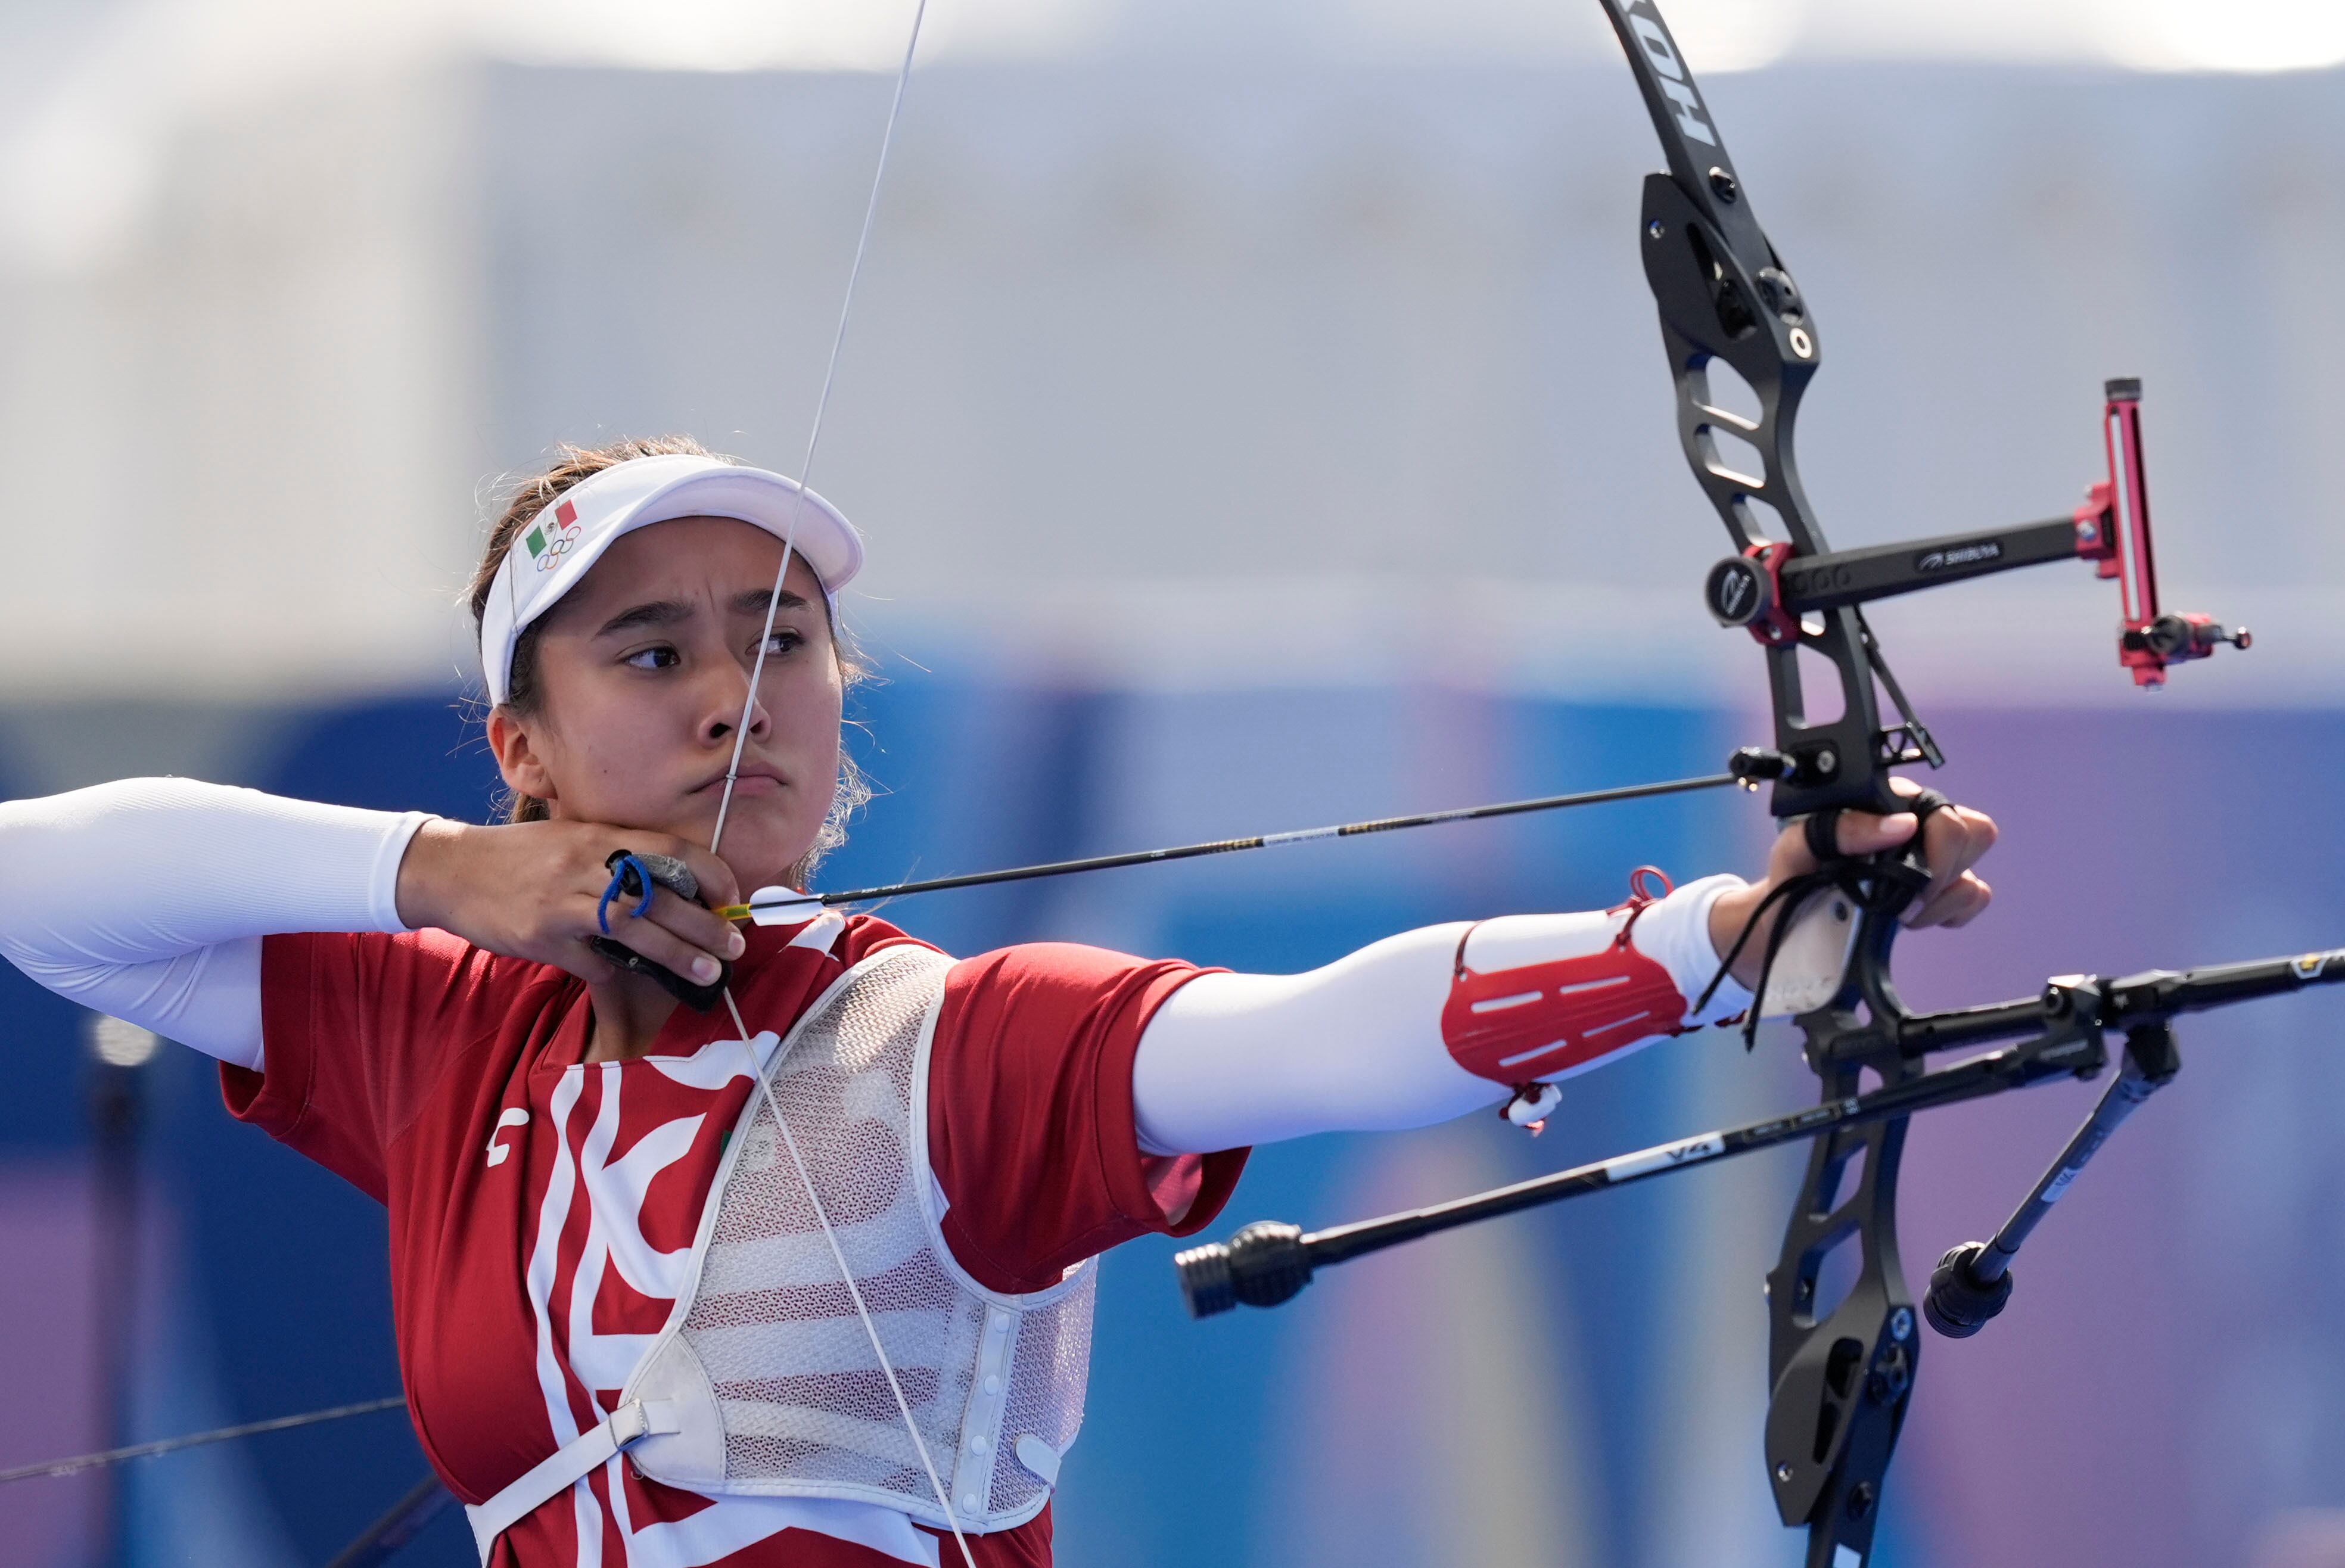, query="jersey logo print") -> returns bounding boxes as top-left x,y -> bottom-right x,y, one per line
513,1050 -> 846,1566
562,1072 -> 708,1393
486,1106 -> 529,1167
